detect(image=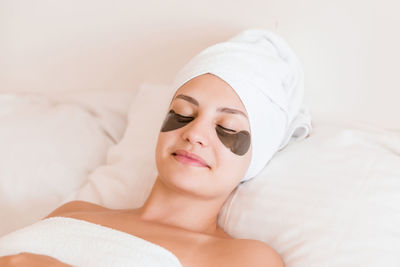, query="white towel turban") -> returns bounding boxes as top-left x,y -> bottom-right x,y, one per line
172,29 -> 312,182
